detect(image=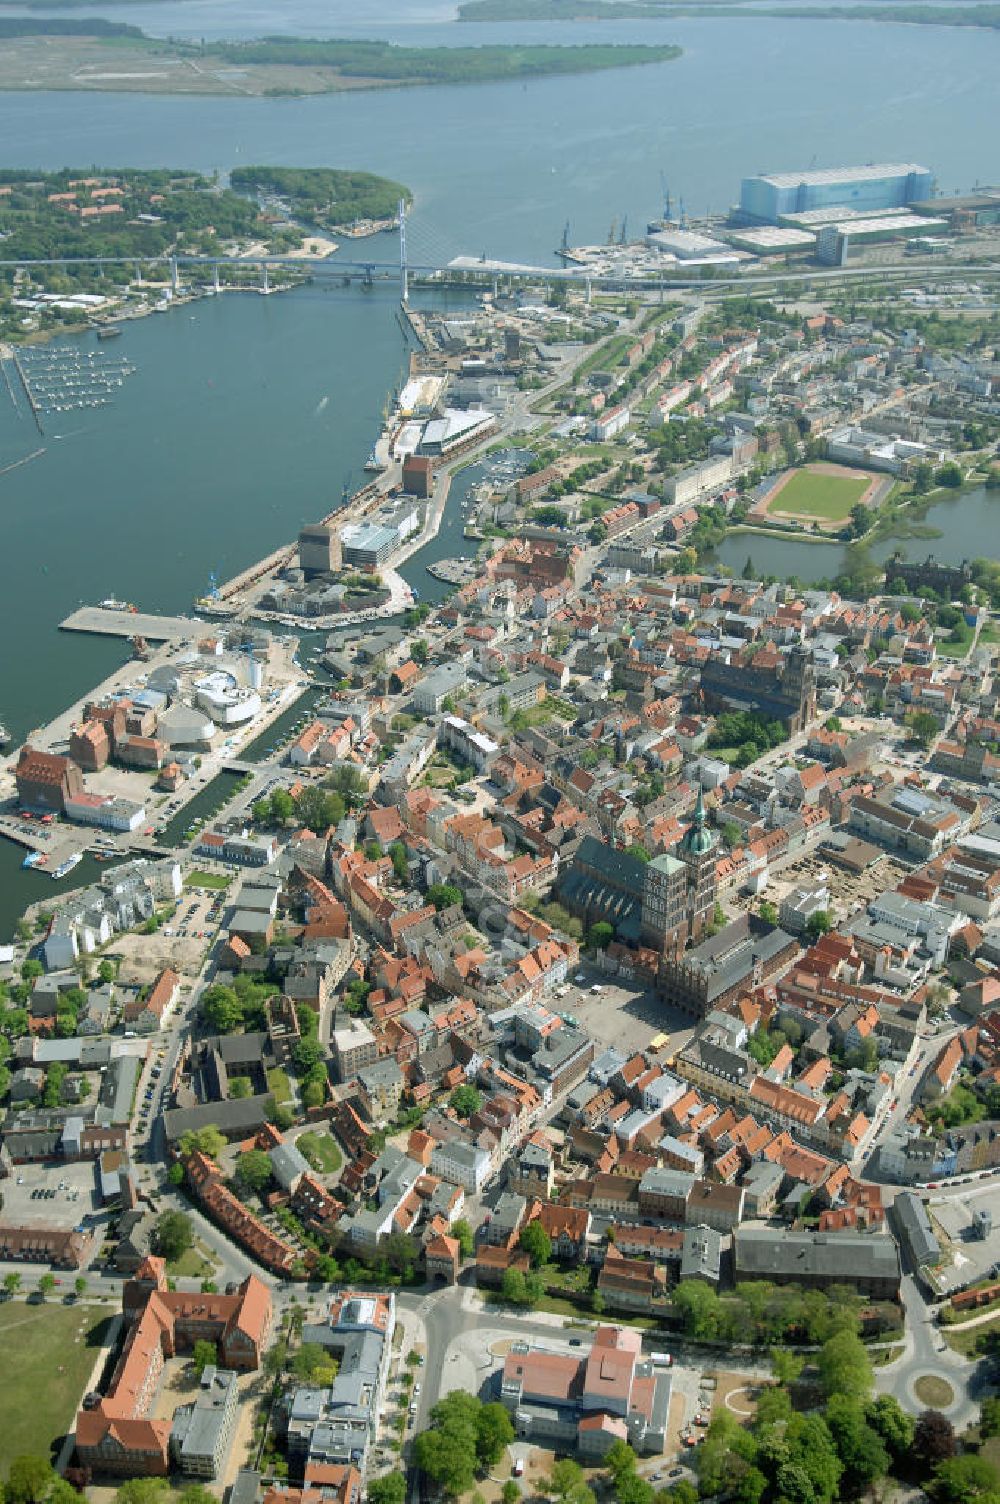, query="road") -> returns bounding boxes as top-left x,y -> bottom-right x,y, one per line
876,1275 -> 979,1428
